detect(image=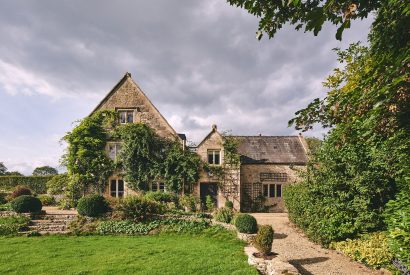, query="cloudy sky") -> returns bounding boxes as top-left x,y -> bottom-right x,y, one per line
0,1 -> 373,175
